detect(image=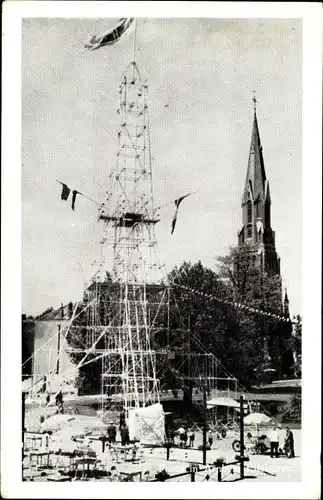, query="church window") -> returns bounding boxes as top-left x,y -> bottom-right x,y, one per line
247,201 -> 252,223
246,224 -> 252,238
